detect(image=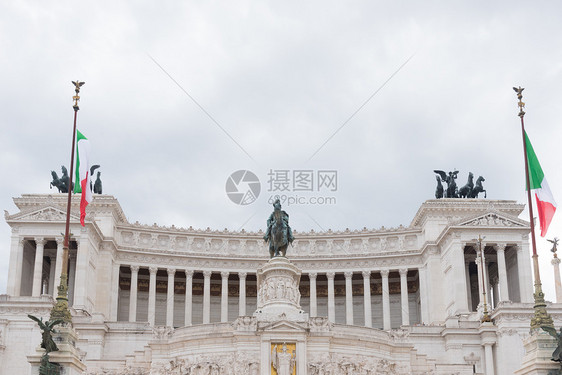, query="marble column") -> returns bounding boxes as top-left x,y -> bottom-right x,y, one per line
53,237 -> 64,291
68,253 -> 77,306
465,261 -> 473,310
221,271 -> 229,322
484,343 -> 495,375
238,272 -> 247,316
495,244 -> 510,302
418,266 -> 429,323
553,256 -> 562,303
73,233 -> 89,309
362,271 -> 372,328
185,270 -> 194,326
327,272 -> 335,322
475,254 -> 485,310
452,242 -> 469,313
381,270 -> 391,330
203,271 -> 212,324
129,266 -> 139,322
110,263 -> 120,321
32,238 -> 46,297
399,268 -> 410,326
344,272 -> 354,325
490,277 -> 500,309
167,268 -> 176,327
517,242 -> 533,303
48,256 -> 56,295
148,267 -> 158,326
7,237 -> 24,296
309,272 -> 317,317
